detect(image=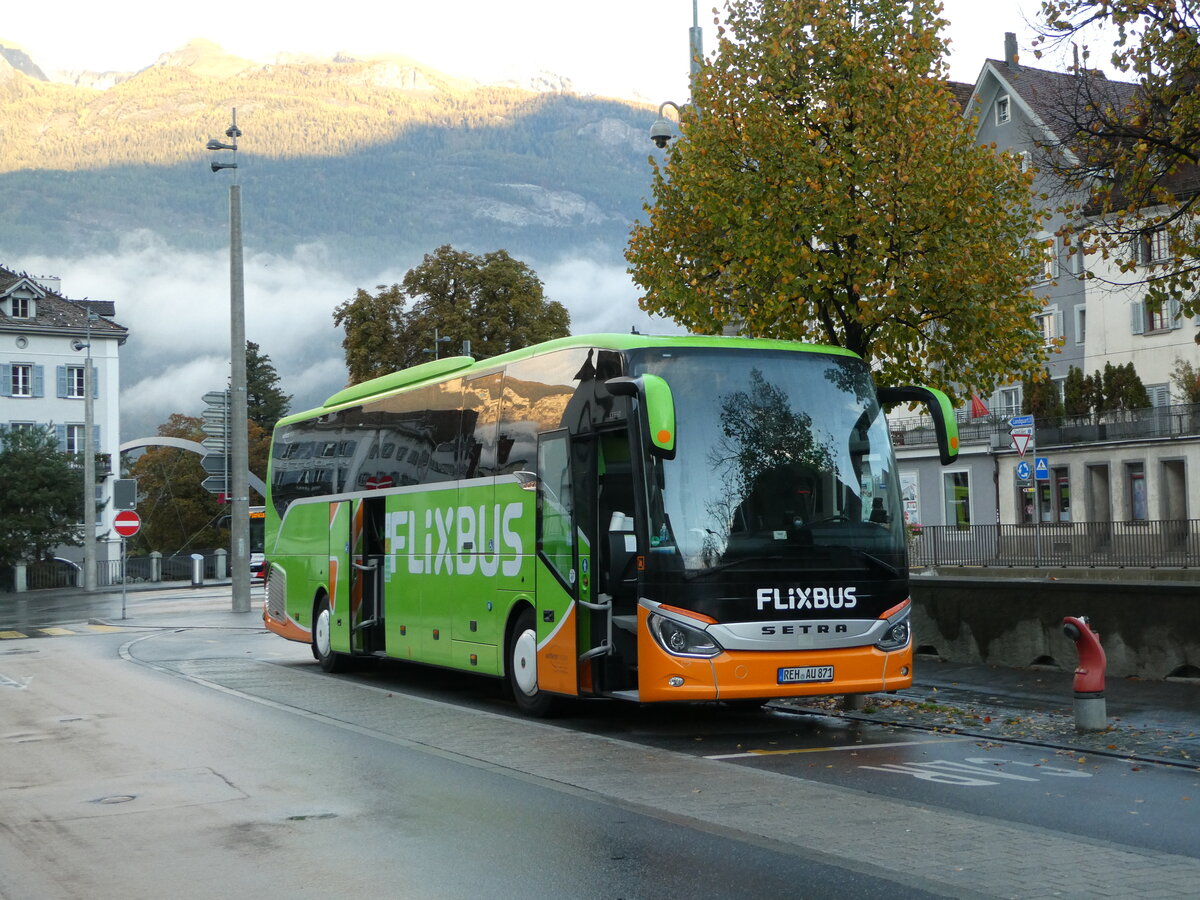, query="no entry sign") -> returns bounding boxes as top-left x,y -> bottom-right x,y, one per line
113,510 -> 141,537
